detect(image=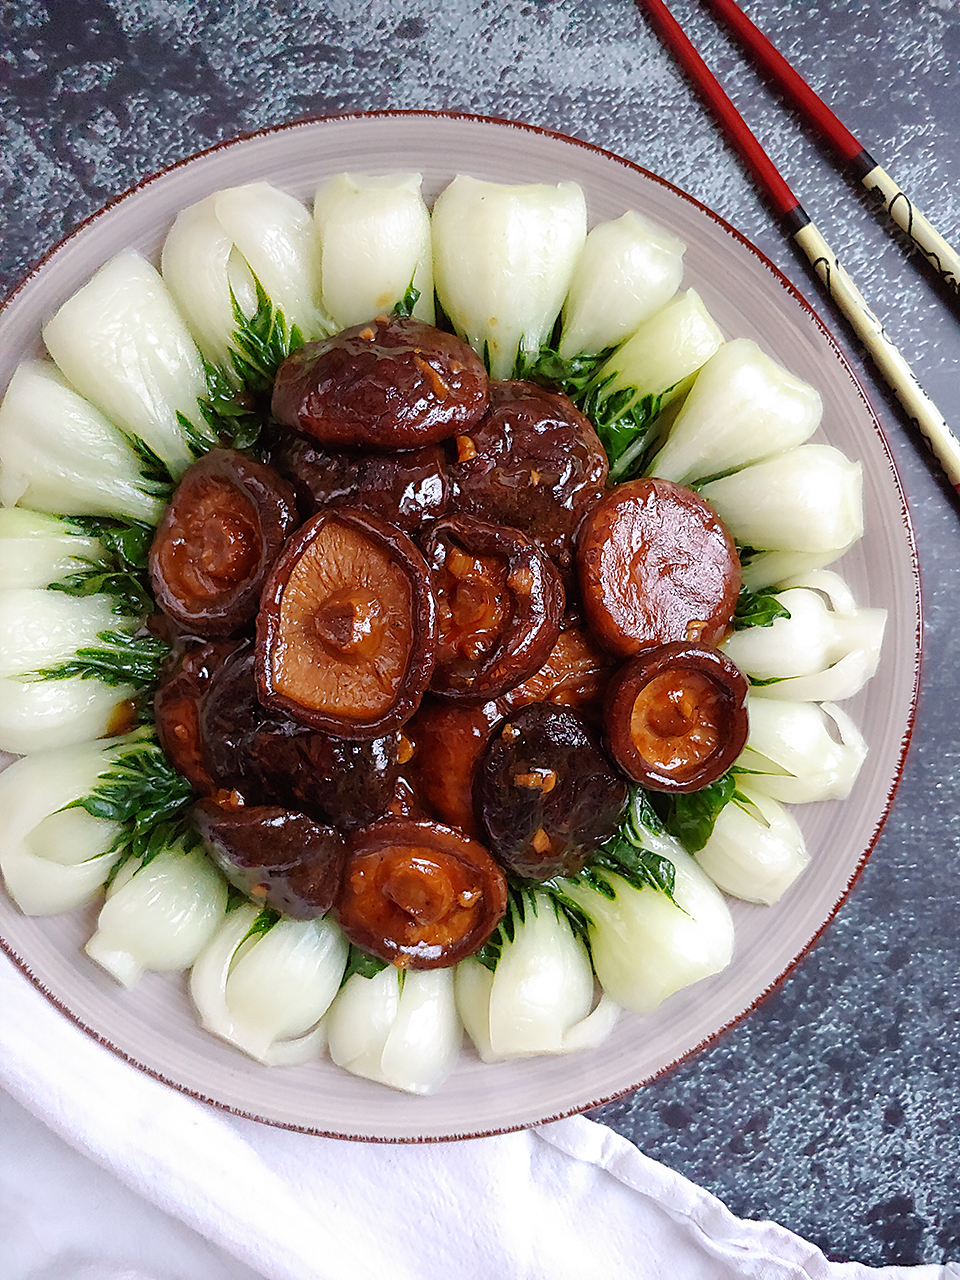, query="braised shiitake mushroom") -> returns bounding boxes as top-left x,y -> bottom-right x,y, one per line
577,477 -> 741,656
154,640 -> 241,793
407,697 -> 503,838
408,623 -> 615,838
421,515 -> 564,702
604,642 -> 749,792
271,314 -> 488,451
474,703 -> 629,881
200,644 -> 398,829
452,381 -> 608,575
194,799 -> 347,920
335,817 -> 508,968
273,435 -> 451,533
498,622 -> 615,718
149,448 -> 298,637
256,507 -> 437,739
